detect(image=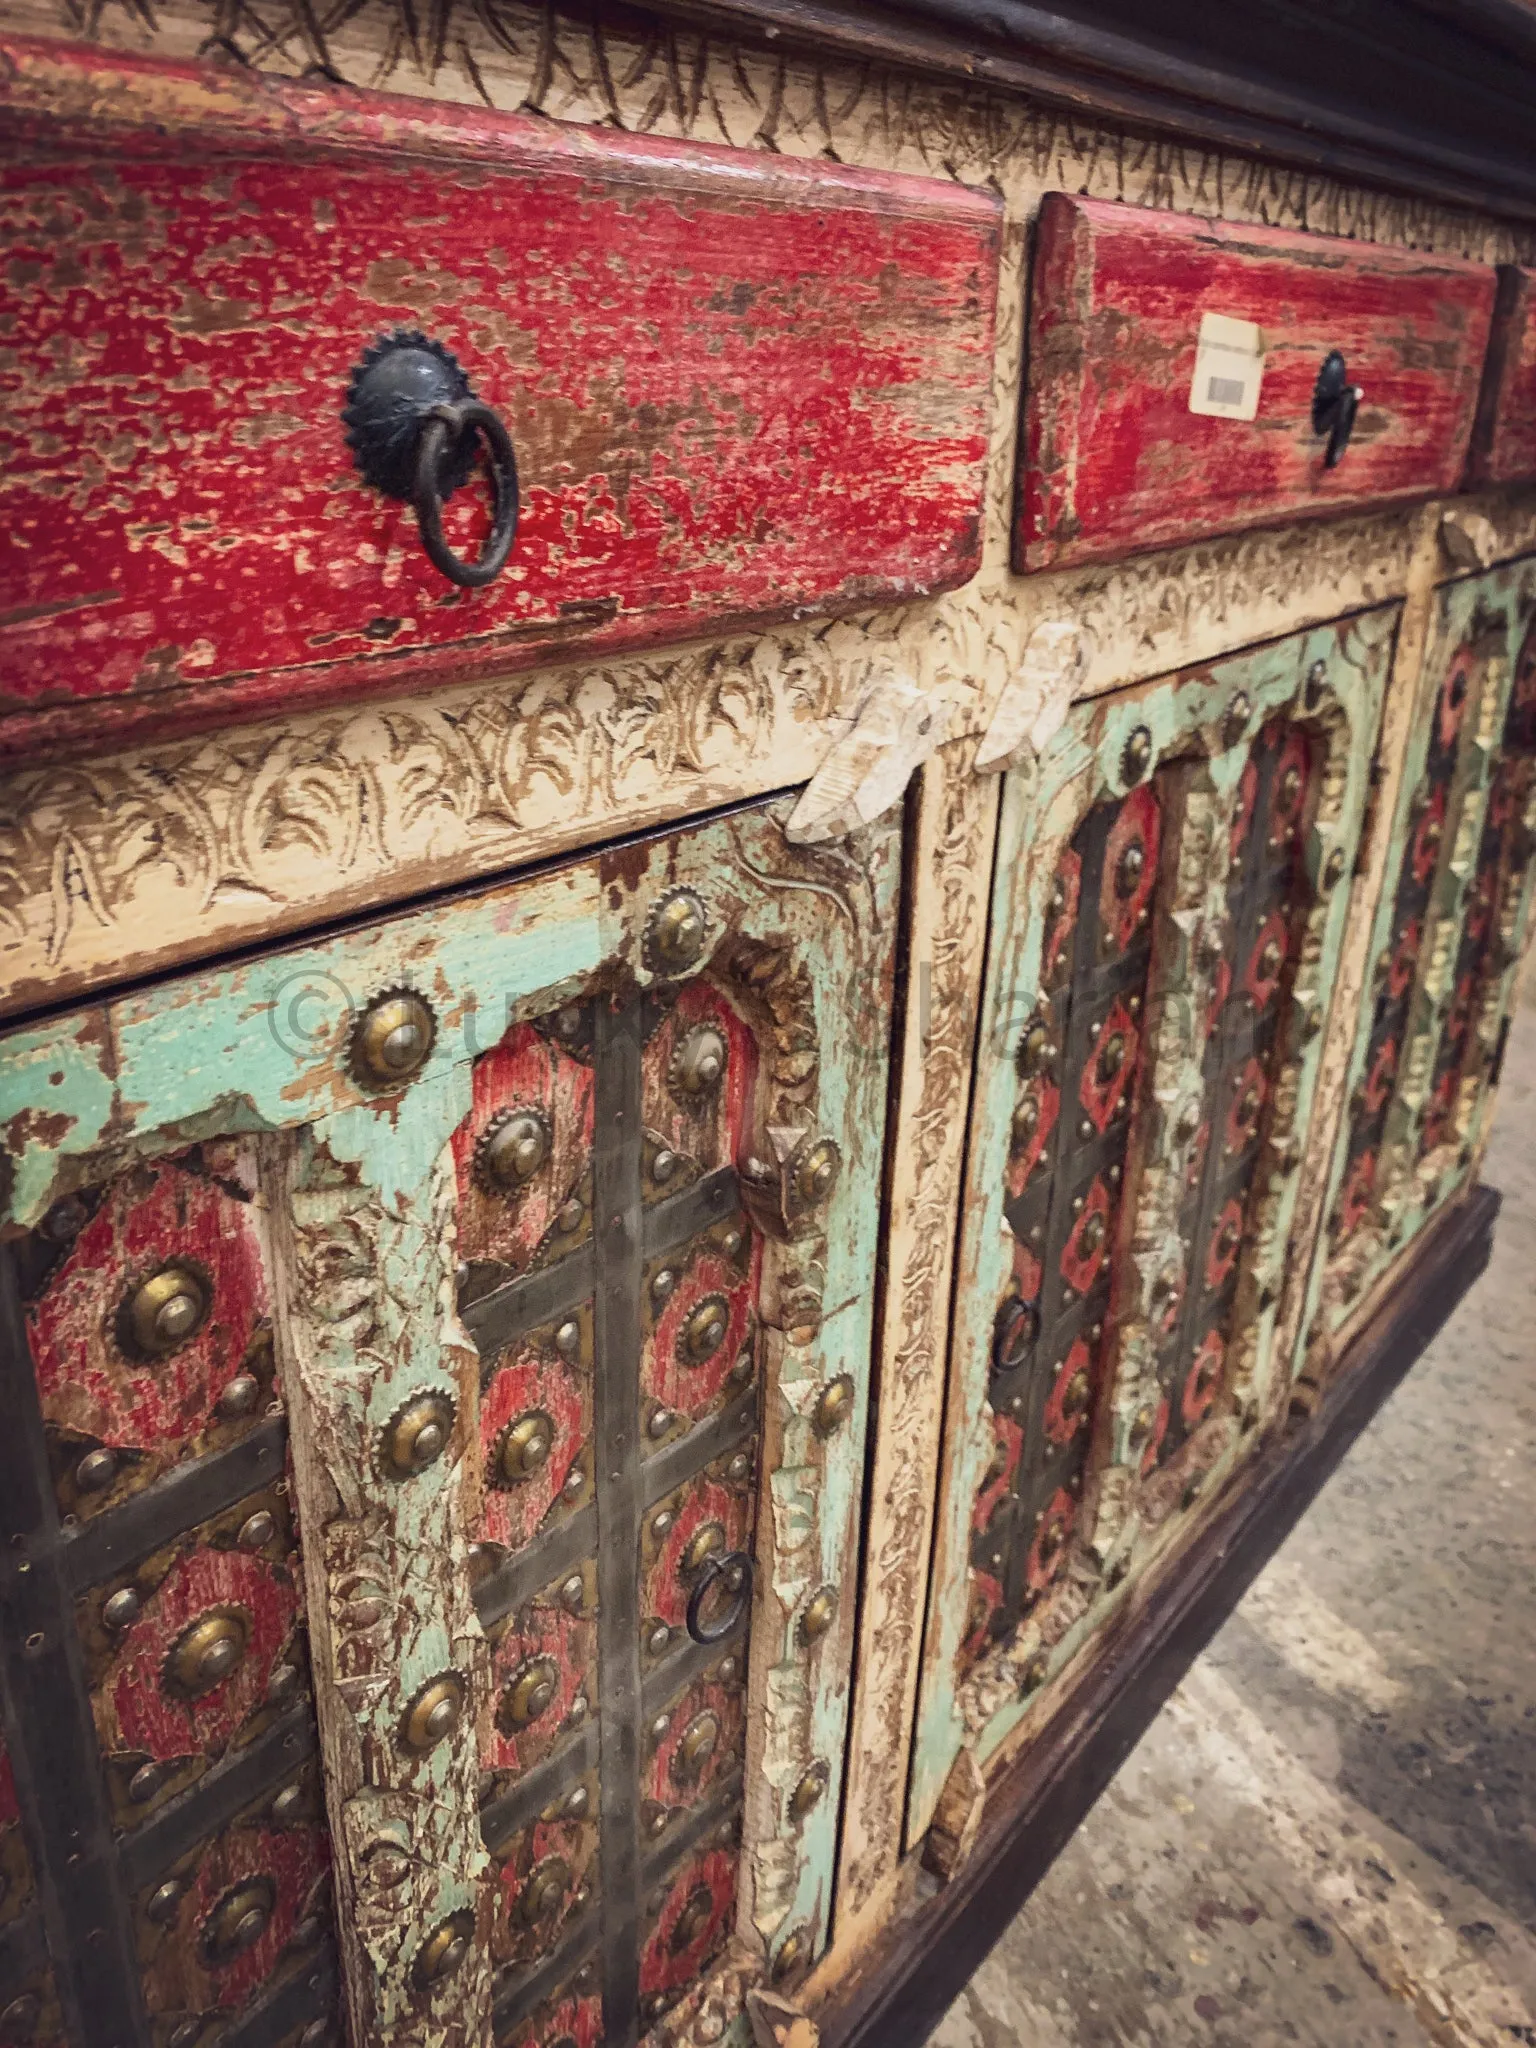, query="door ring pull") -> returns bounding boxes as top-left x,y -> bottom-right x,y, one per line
1312,349 -> 1363,470
686,1550 -> 754,1646
413,400 -> 520,589
343,329 -> 520,591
